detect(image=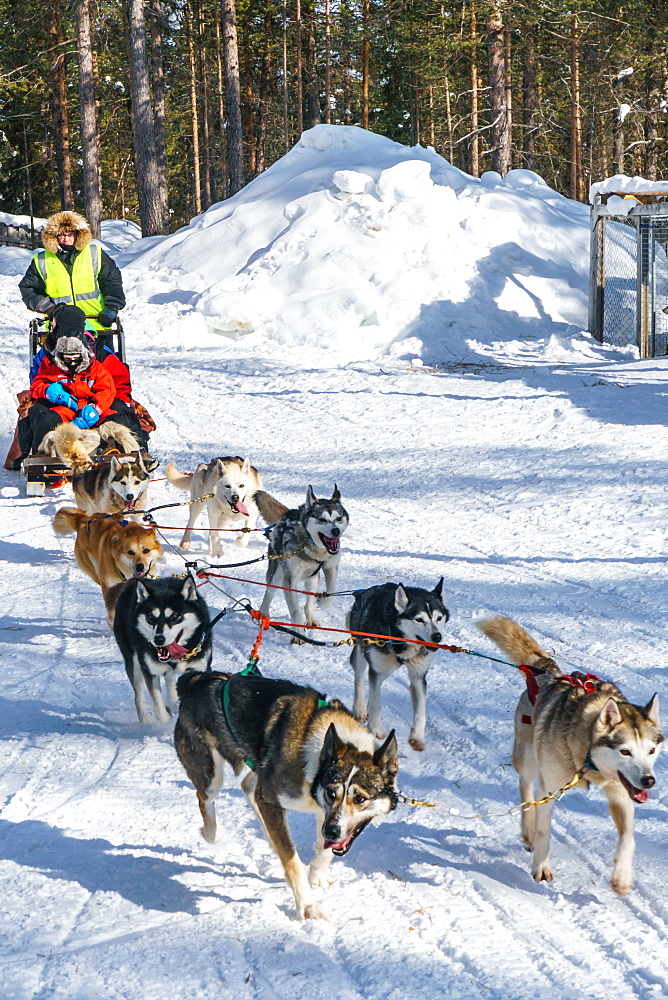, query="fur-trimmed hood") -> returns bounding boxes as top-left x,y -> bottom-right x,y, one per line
42,211 -> 92,253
